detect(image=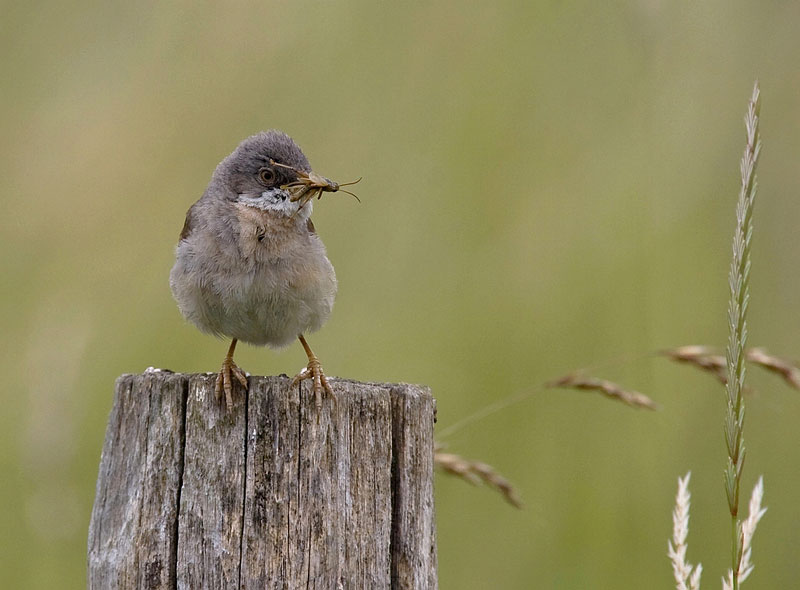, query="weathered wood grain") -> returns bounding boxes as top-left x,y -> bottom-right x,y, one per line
390,385 -> 437,590
177,374 -> 247,589
87,372 -> 187,590
88,372 -> 437,589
